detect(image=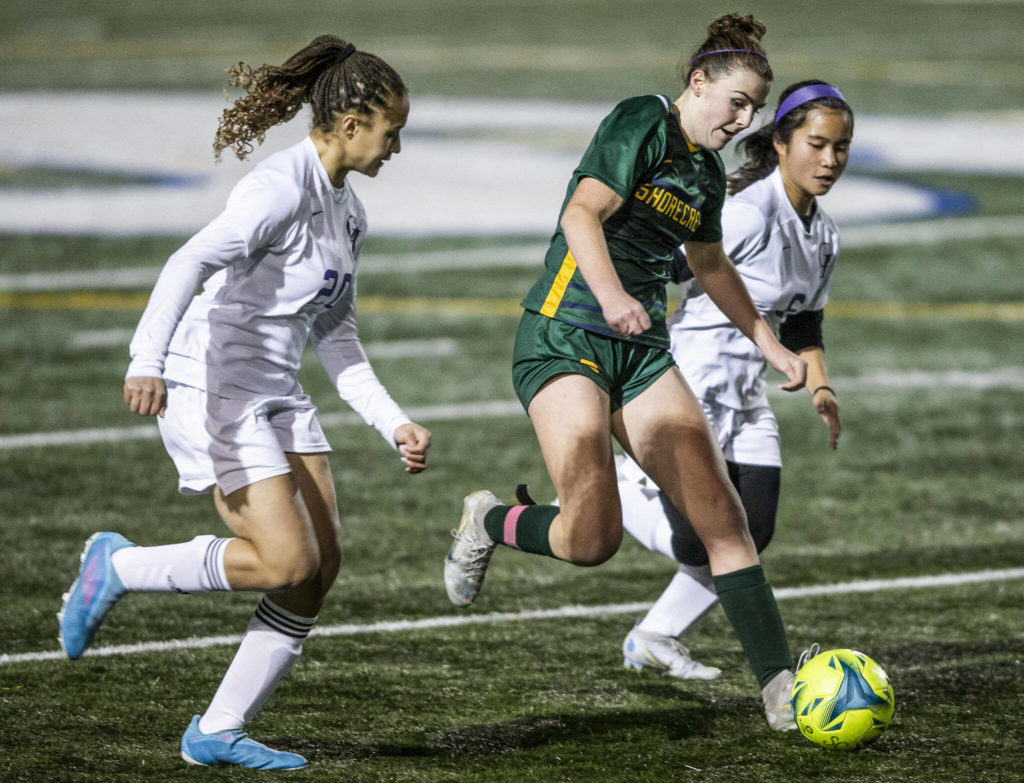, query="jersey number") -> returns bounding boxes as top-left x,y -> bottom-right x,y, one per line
314,270 -> 352,309
778,293 -> 806,317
